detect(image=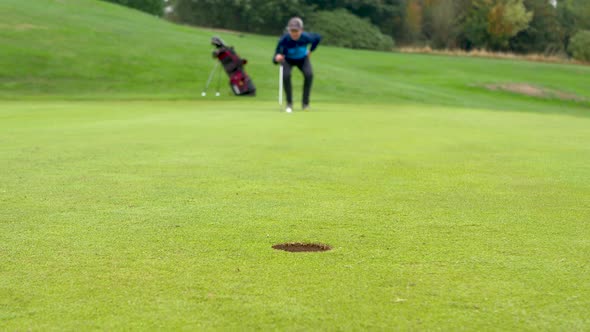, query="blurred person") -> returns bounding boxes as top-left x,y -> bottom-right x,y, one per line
273,17 -> 321,112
